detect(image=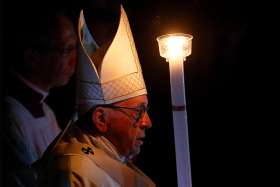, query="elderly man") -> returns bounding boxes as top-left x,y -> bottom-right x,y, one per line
1,1 -> 77,186
37,5 -> 155,187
